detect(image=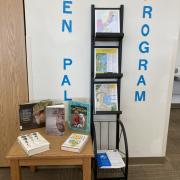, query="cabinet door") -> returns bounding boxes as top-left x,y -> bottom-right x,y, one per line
0,0 -> 28,166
